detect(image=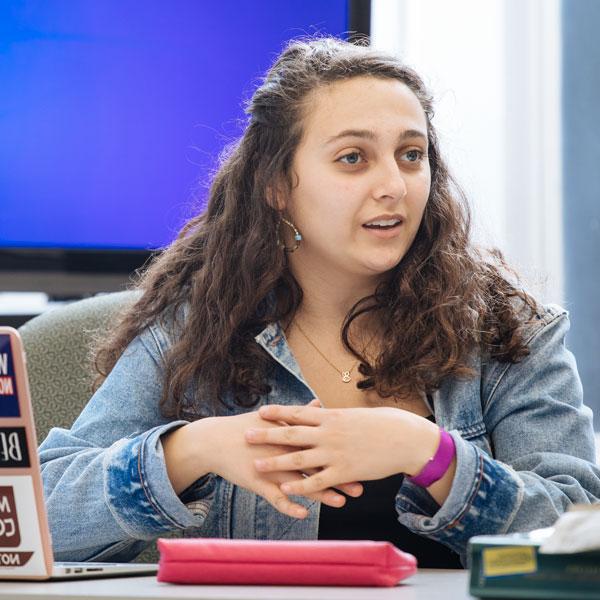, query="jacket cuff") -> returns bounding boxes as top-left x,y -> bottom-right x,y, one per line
103,422 -> 212,539
395,431 -> 524,555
